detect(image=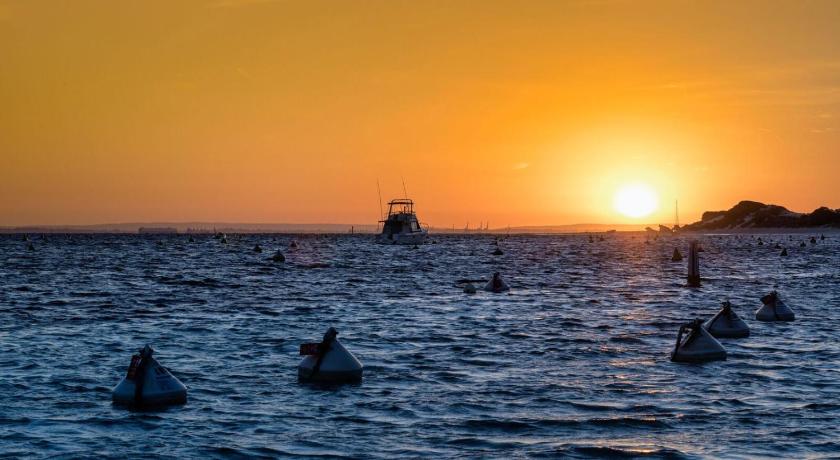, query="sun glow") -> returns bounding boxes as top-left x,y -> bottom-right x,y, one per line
613,183 -> 659,218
